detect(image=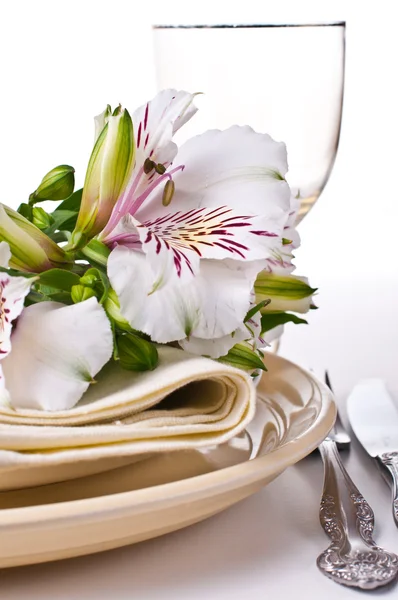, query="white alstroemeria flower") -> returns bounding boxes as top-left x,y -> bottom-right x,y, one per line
99,90 -> 292,358
0,242 -> 113,411
264,193 -> 300,274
